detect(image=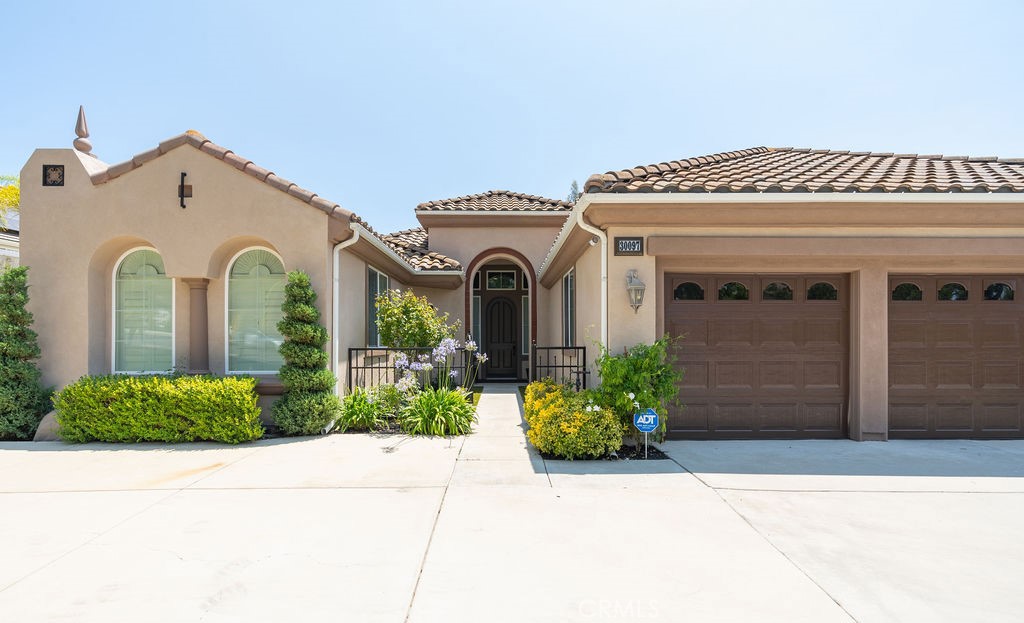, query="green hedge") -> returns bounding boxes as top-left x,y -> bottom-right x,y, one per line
53,375 -> 263,444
